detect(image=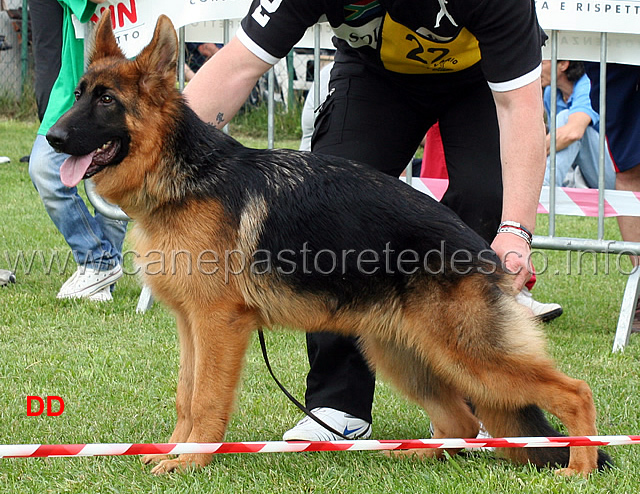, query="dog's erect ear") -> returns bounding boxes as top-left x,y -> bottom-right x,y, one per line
134,15 -> 178,94
90,10 -> 125,63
